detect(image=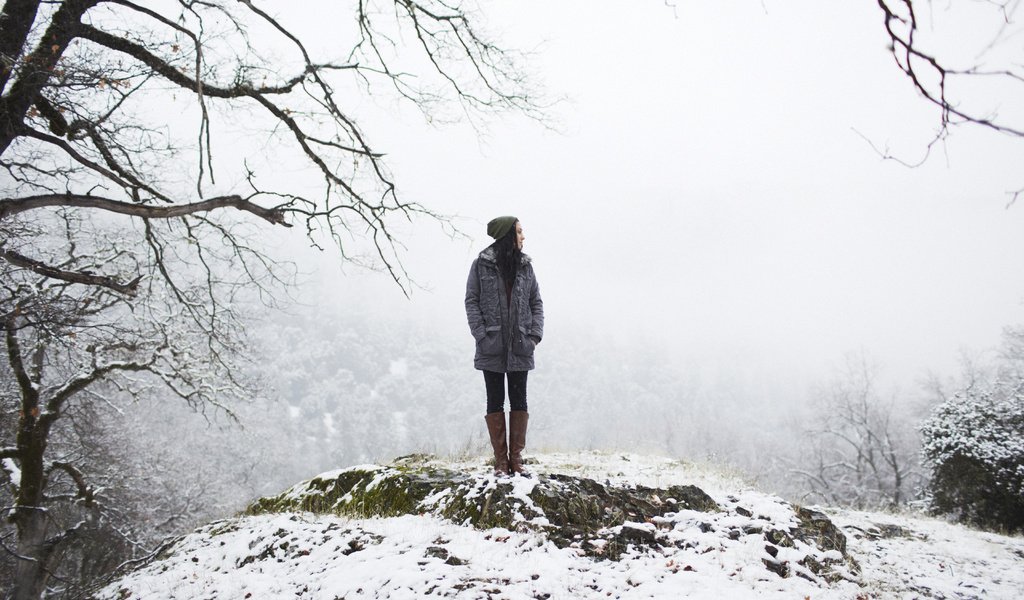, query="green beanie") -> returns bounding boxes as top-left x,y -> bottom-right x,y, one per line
487,216 -> 518,240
